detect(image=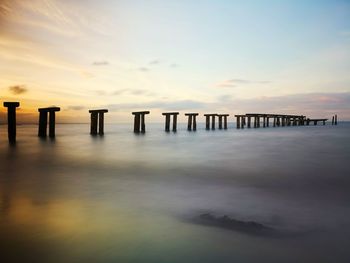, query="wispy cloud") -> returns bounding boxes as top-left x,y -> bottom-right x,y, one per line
137,67 -> 149,72
149,59 -> 160,65
92,61 -> 109,66
105,99 -> 206,112
112,88 -> 155,96
66,105 -> 86,111
8,84 -> 27,94
216,78 -> 271,88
